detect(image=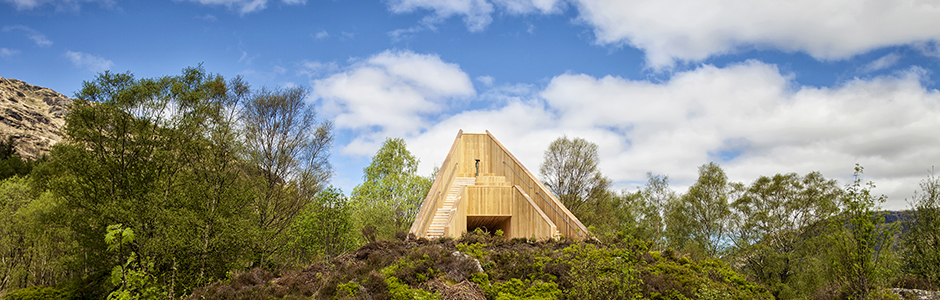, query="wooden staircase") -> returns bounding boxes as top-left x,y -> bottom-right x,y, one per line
426,177 -> 476,238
